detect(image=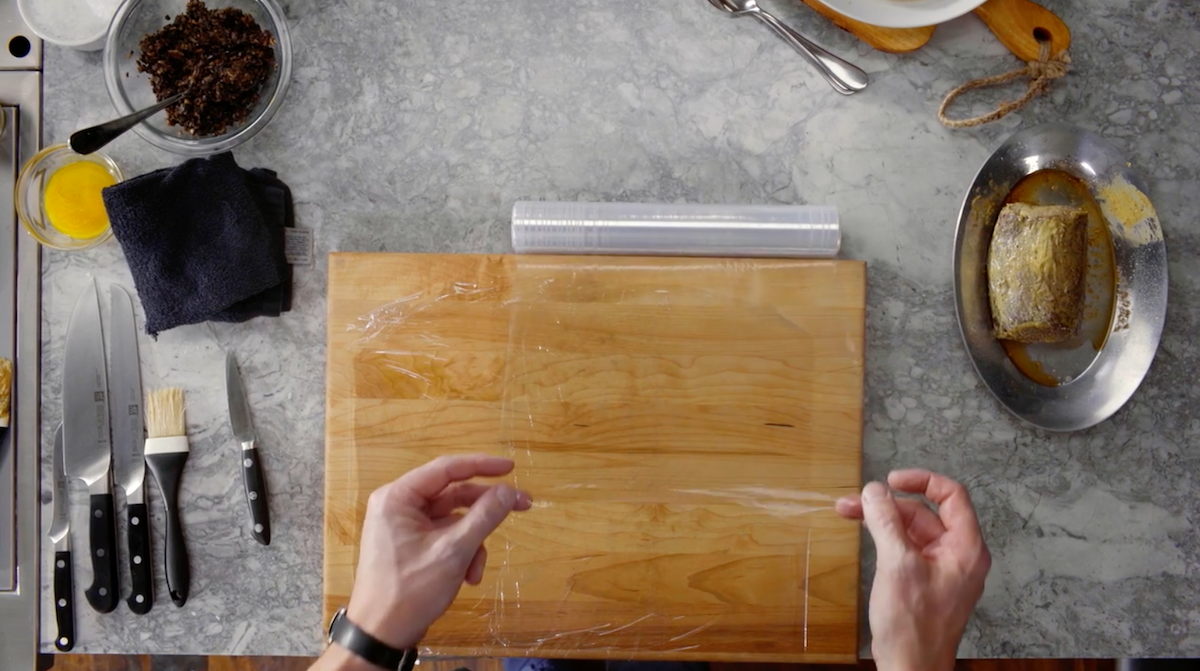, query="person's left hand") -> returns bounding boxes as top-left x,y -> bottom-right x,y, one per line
345,454 -> 533,649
